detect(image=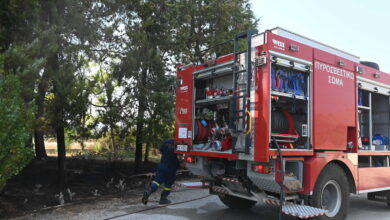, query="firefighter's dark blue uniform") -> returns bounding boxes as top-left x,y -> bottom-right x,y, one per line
145,139 -> 179,203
